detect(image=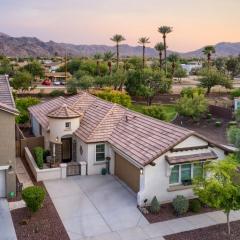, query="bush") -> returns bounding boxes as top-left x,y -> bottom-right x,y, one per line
96,90 -> 132,107
142,106 -> 166,121
215,121 -> 222,127
230,88 -> 240,99
34,147 -> 44,169
149,196 -> 161,214
49,90 -> 65,97
22,186 -> 45,213
172,195 -> 189,215
43,149 -> 50,161
189,199 -> 201,213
